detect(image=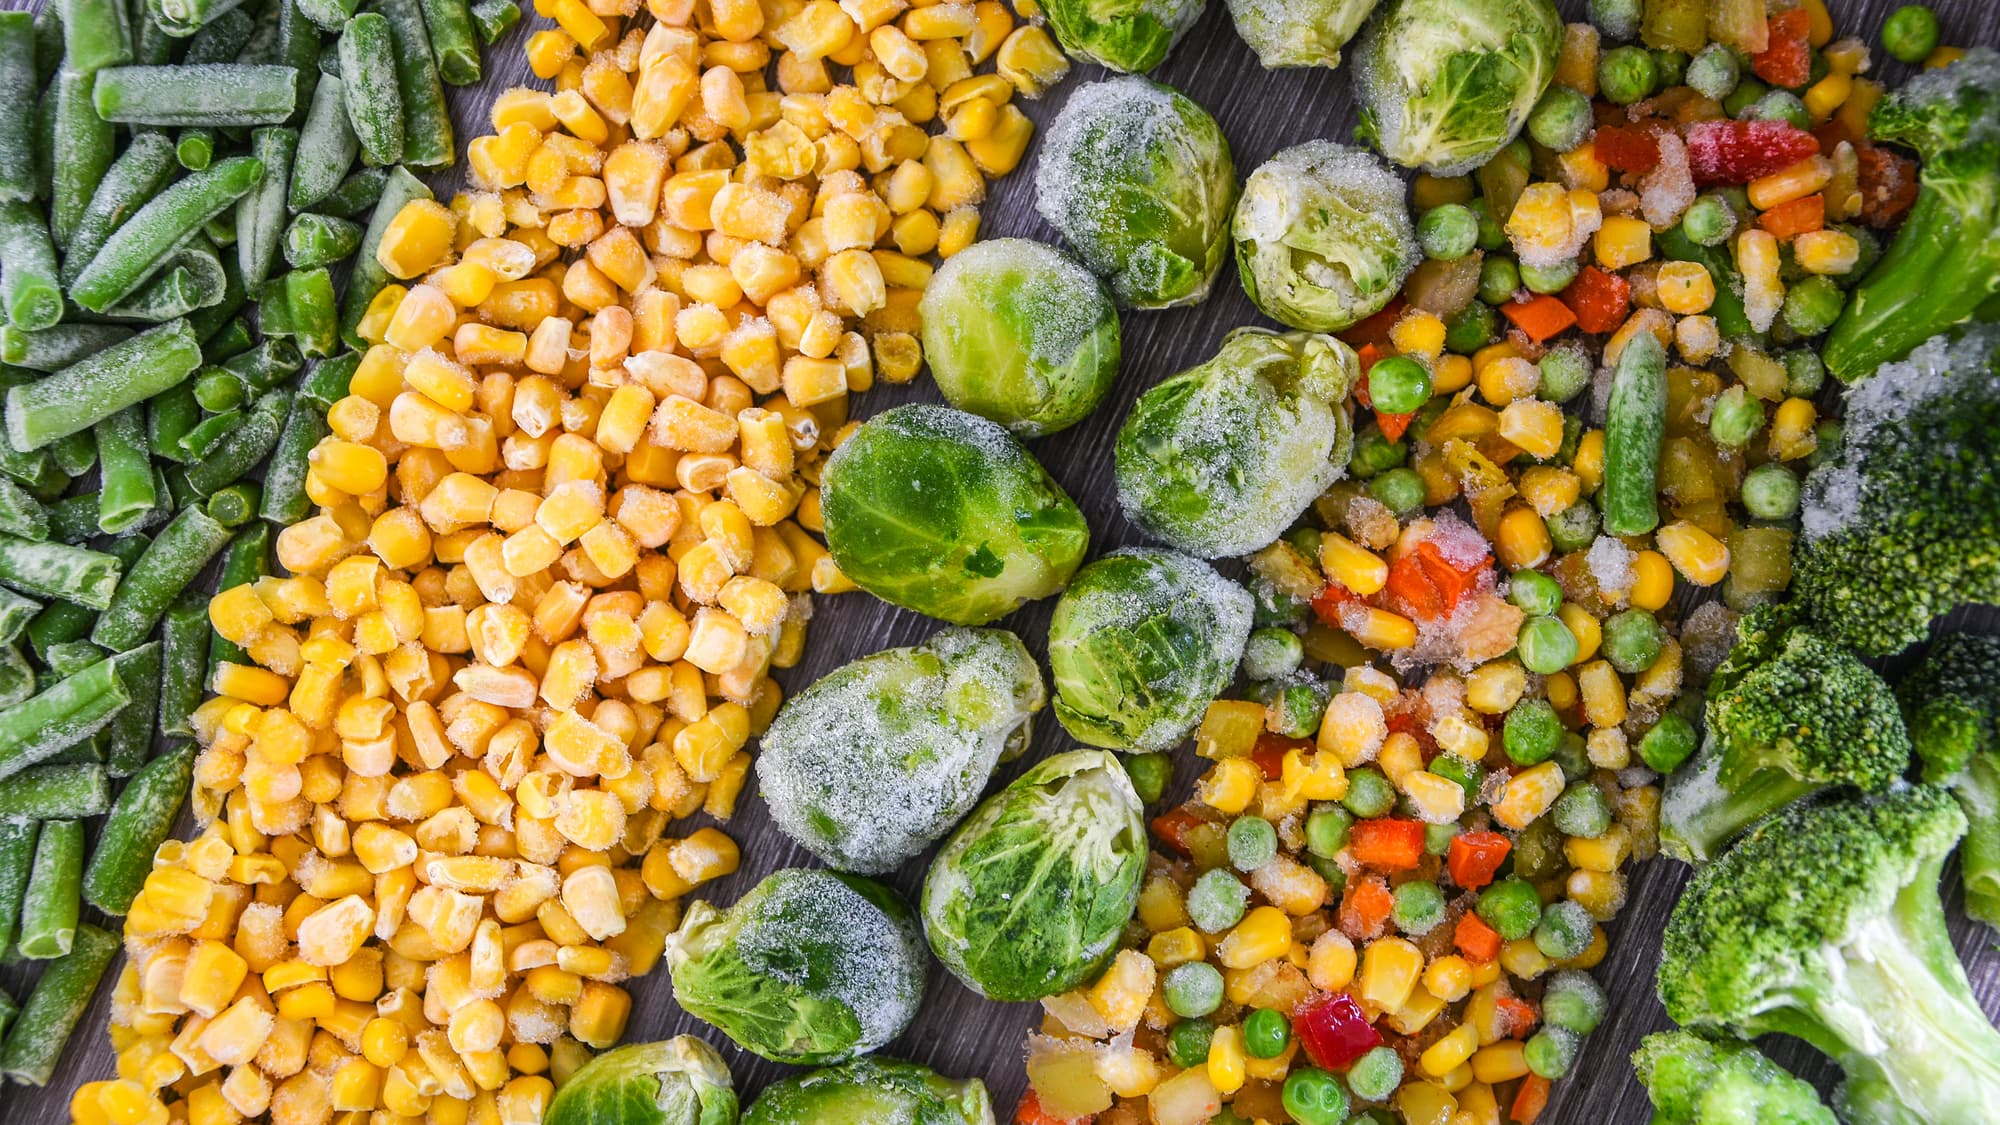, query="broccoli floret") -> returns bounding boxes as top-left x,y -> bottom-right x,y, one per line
1632,1030 -> 1836,1125
1659,608 -> 1910,863
1793,327 -> 2000,656
1657,786 -> 2000,1125
1901,633 -> 2000,926
1824,49 -> 2000,380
